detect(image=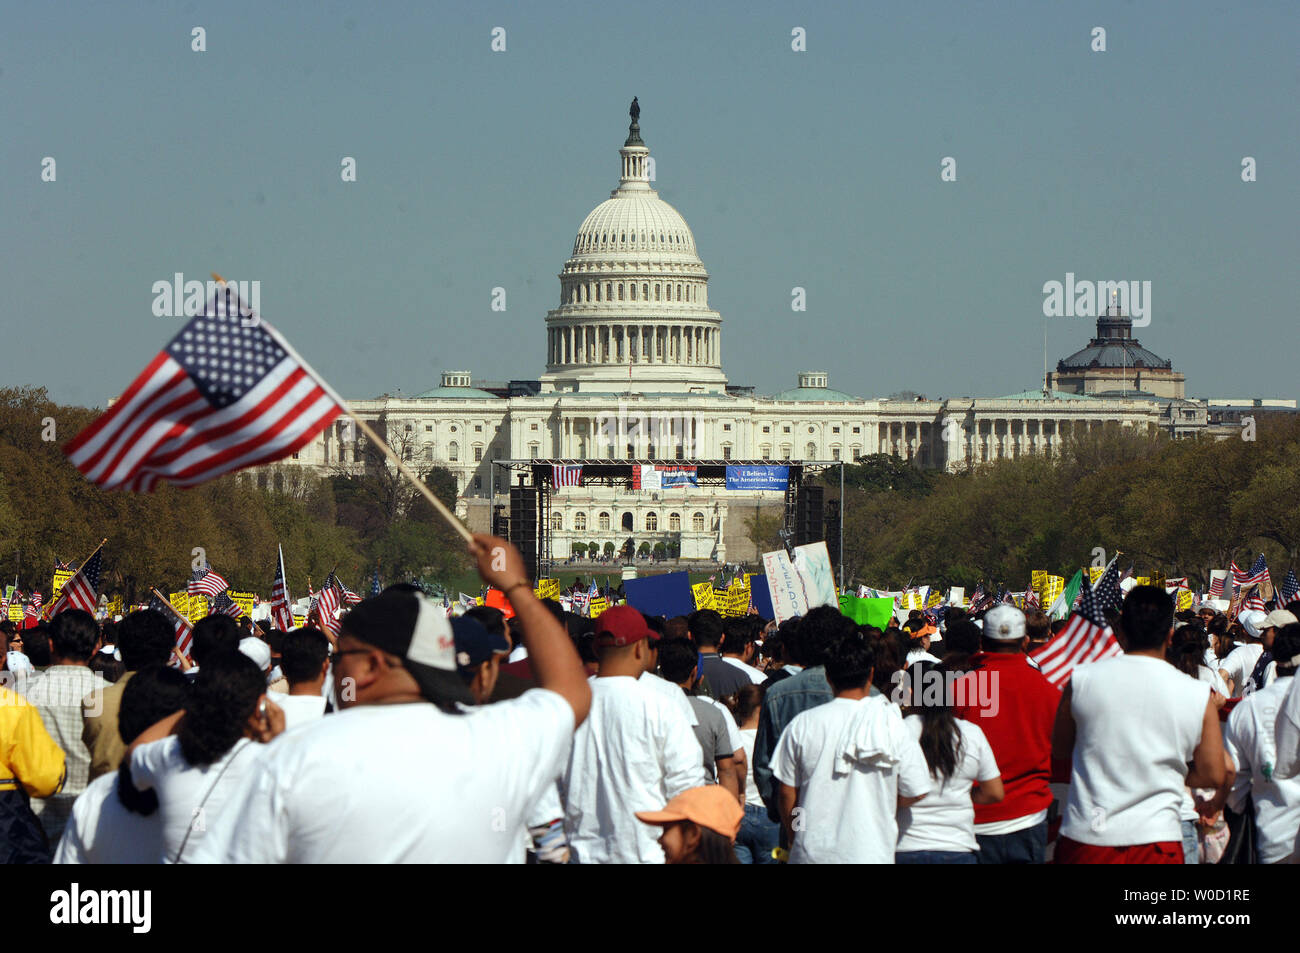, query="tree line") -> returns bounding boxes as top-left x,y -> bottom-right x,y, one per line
0,387 -> 470,603
826,417 -> 1300,593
